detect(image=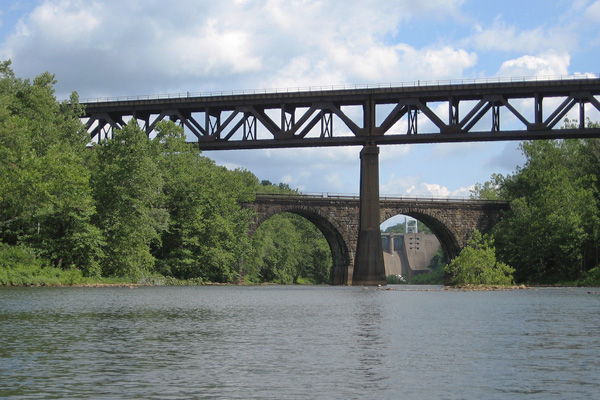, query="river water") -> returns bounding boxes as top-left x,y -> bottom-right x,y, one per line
0,285 -> 599,399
